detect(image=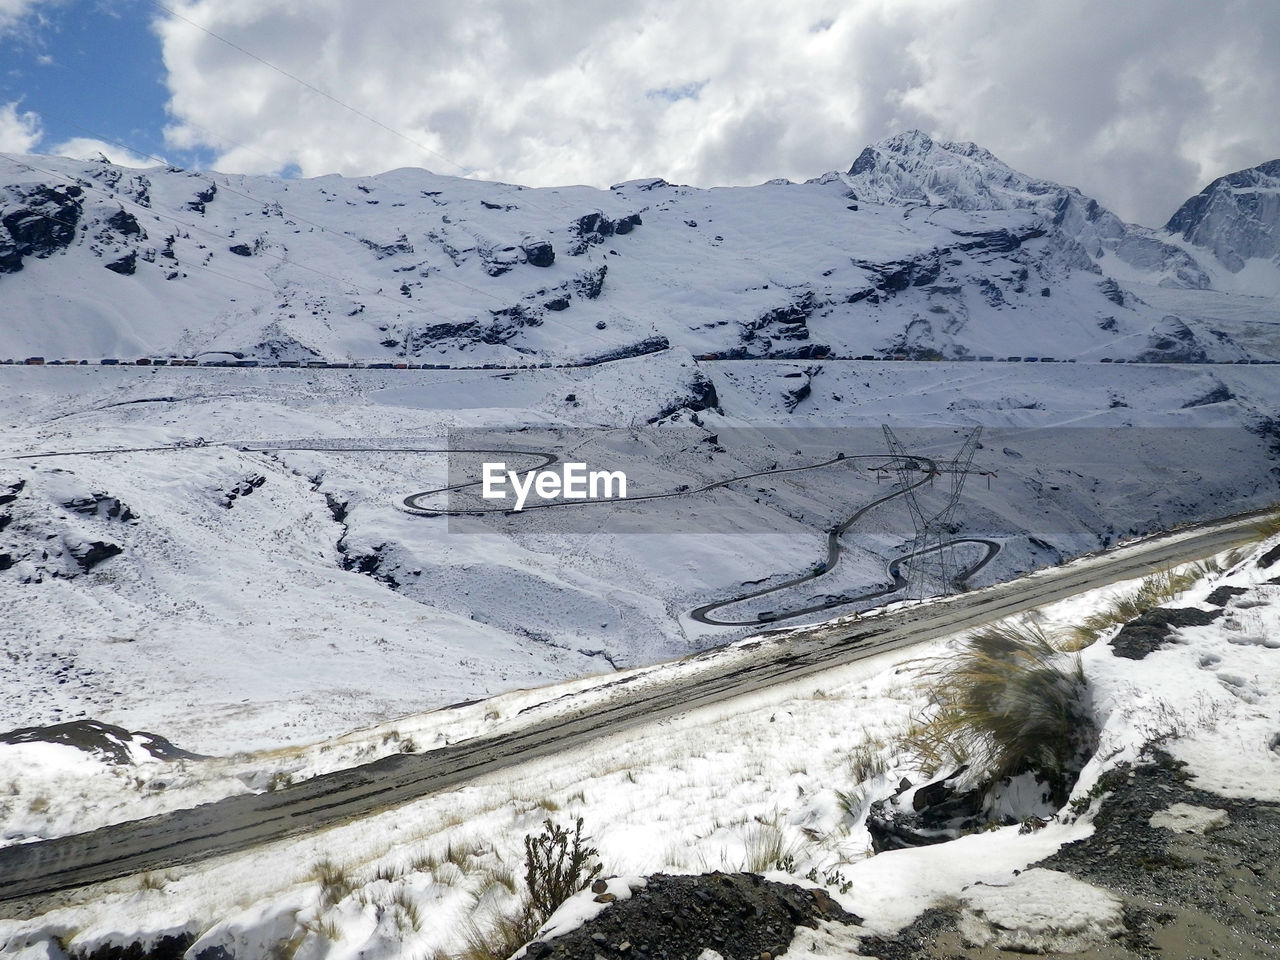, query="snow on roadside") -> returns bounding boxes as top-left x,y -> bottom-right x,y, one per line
2,534 -> 1277,959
